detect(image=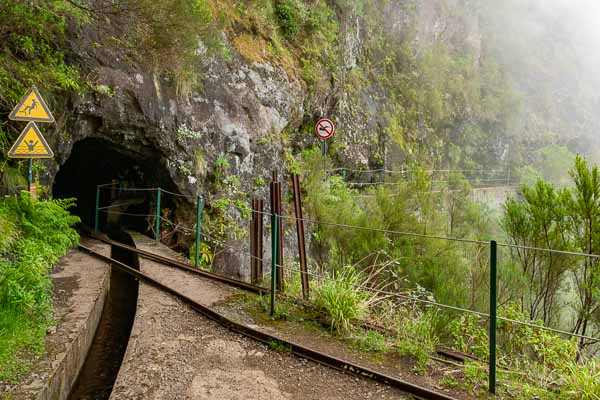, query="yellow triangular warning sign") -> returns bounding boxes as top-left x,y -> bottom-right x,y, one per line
7,122 -> 54,159
9,86 -> 55,123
